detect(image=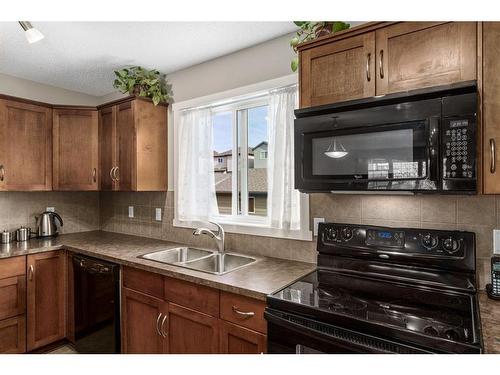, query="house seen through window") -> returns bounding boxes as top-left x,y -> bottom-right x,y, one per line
212,101 -> 269,218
